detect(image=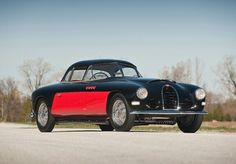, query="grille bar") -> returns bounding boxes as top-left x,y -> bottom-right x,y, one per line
161,85 -> 179,110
